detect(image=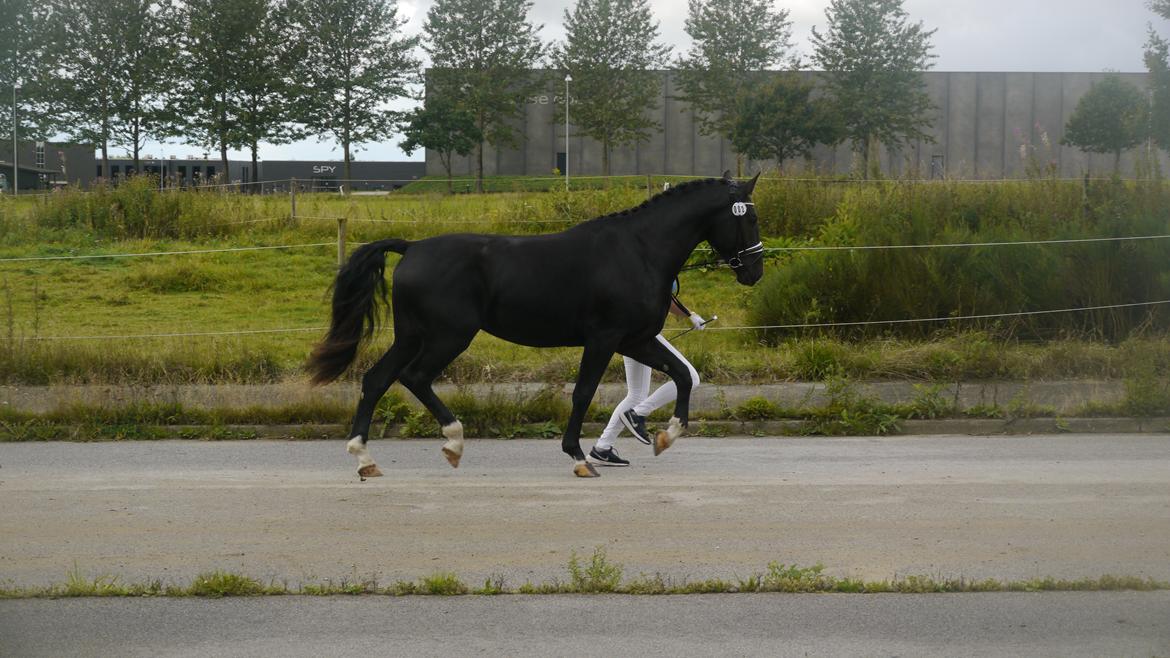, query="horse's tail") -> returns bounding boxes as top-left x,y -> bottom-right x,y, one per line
307,238 -> 412,385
